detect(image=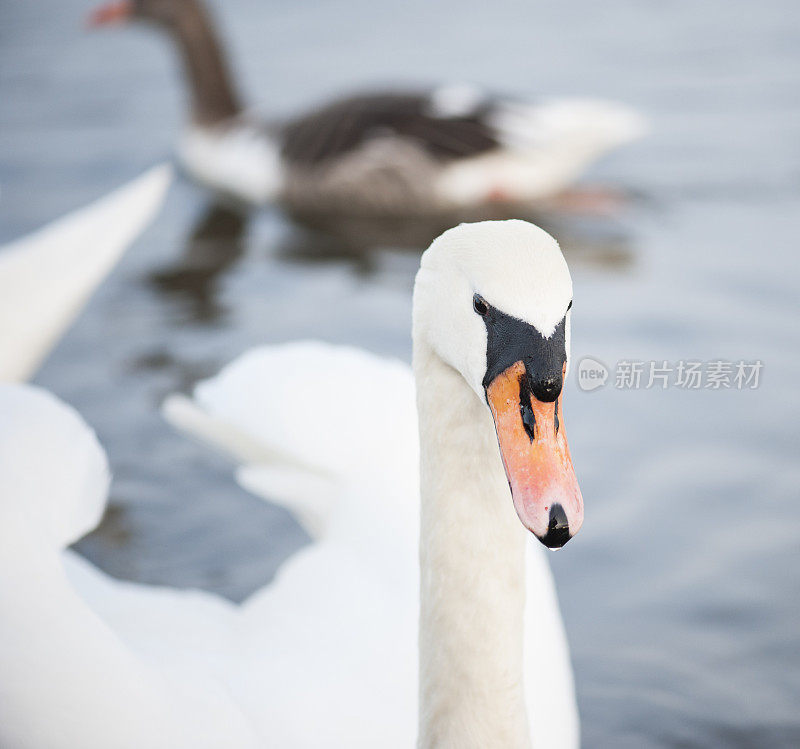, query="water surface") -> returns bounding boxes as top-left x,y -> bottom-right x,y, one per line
1,1 -> 799,746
